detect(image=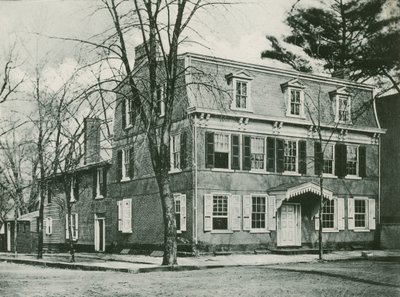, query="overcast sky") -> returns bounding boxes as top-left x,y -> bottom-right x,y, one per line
0,0 -> 317,70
